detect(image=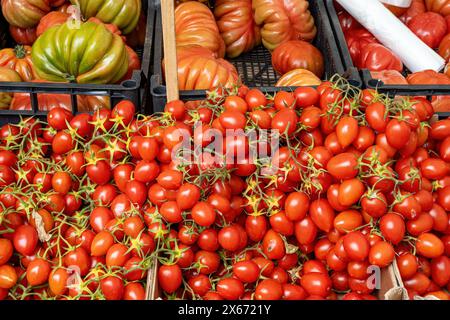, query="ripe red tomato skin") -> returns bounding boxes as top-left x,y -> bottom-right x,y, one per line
156,170 -> 183,190
278,253 -> 299,270
406,213 -> 434,236
369,241 -> 395,268
359,43 -> 403,72
439,136 -> 450,161
336,116 -> 359,148
13,225 -> 38,256
70,113 -> 93,137
191,202 -> 216,227
165,100 -> 186,120
295,217 -> 317,245
282,283 -> 307,300
100,276 -> 124,300
420,158 -> 448,180
326,249 -> 347,272
91,231 -> 114,257
326,153 -> 358,180
90,207 -> 114,233
271,109 -> 298,136
397,253 -> 418,280
195,251 -> 220,275
379,213 -> 405,245
26,258 -> 51,286
48,268 -> 69,296
245,215 -> 267,242
303,260 -> 328,274
63,247 -> 91,276
176,183 -> 200,210
403,272 -> 431,295
386,119 -> 411,149
333,210 -> 363,233
314,238 -> 333,261
430,256 -> 450,287
437,186 -> 450,211
294,87 -> 319,108
216,278 -> 245,300
416,233 -> 445,259
47,107 -> 73,130
124,180 -> 147,206
408,12 -> 447,48
245,89 -> 267,110
255,279 -> 283,300
86,160 -> 112,186
309,199 -> 335,232
366,102 -> 388,132
218,225 -> 242,252
393,194 -> 422,220
106,243 -> 130,268
284,191 -> 309,221
269,211 -> 294,236
123,282 -> 145,300
430,119 -> 450,140
299,106 -> 321,129
252,257 -> 275,277
0,239 -> 13,265
262,229 -> 286,260
112,100 -> 135,125
331,270 -> 350,292
300,272 -> 332,298
232,260 -> 260,283
158,264 -> 182,294
0,264 -> 17,289
186,274 -> 211,297
428,204 -> 448,232
194,228 -> 216,251
338,179 -> 365,207
343,231 -> 370,262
